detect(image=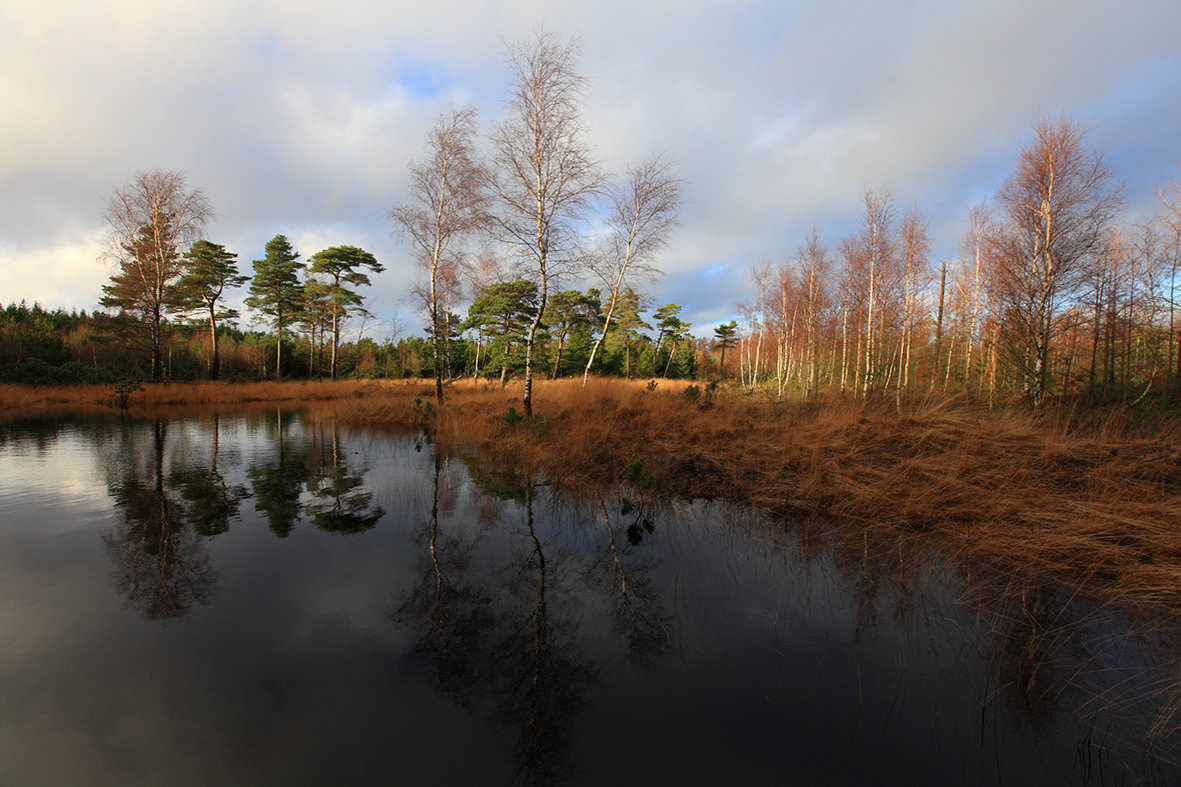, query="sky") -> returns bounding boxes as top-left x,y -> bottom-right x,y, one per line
2,0 -> 1179,340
